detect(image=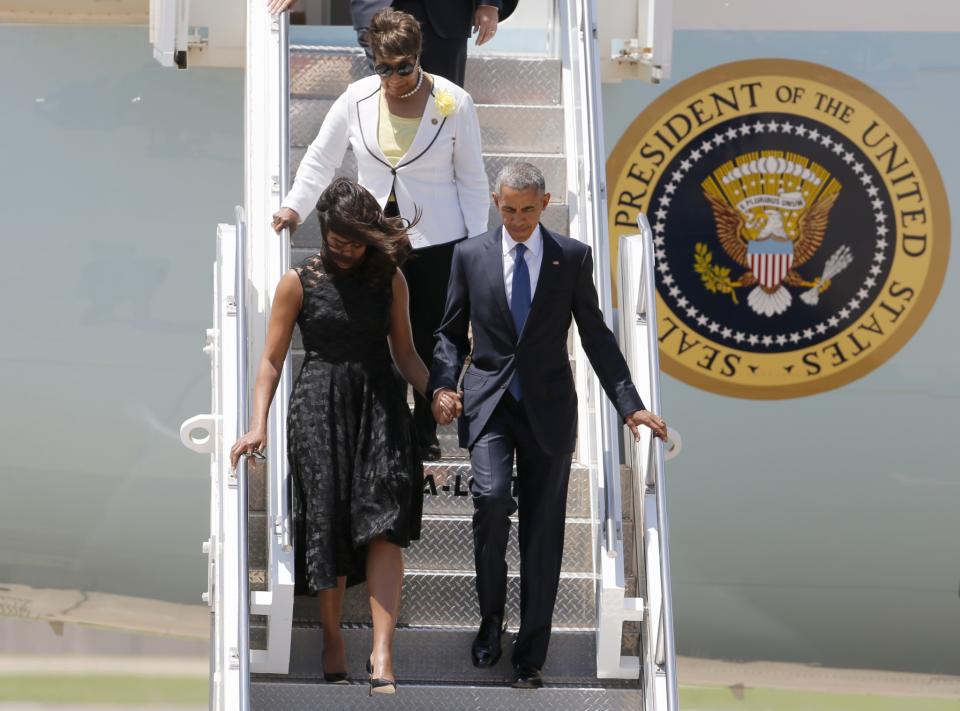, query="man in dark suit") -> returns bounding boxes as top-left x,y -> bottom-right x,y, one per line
267,1 -> 514,80
391,0 -> 515,86
429,162 -> 667,688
